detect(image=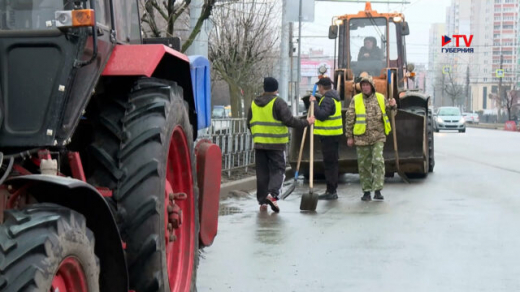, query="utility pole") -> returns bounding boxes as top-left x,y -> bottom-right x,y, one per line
186,0 -> 210,57
499,54 -> 503,114
296,0 -> 303,111
433,84 -> 435,106
466,66 -> 470,111
289,22 -> 295,115
441,72 -> 445,106
279,0 -> 290,103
